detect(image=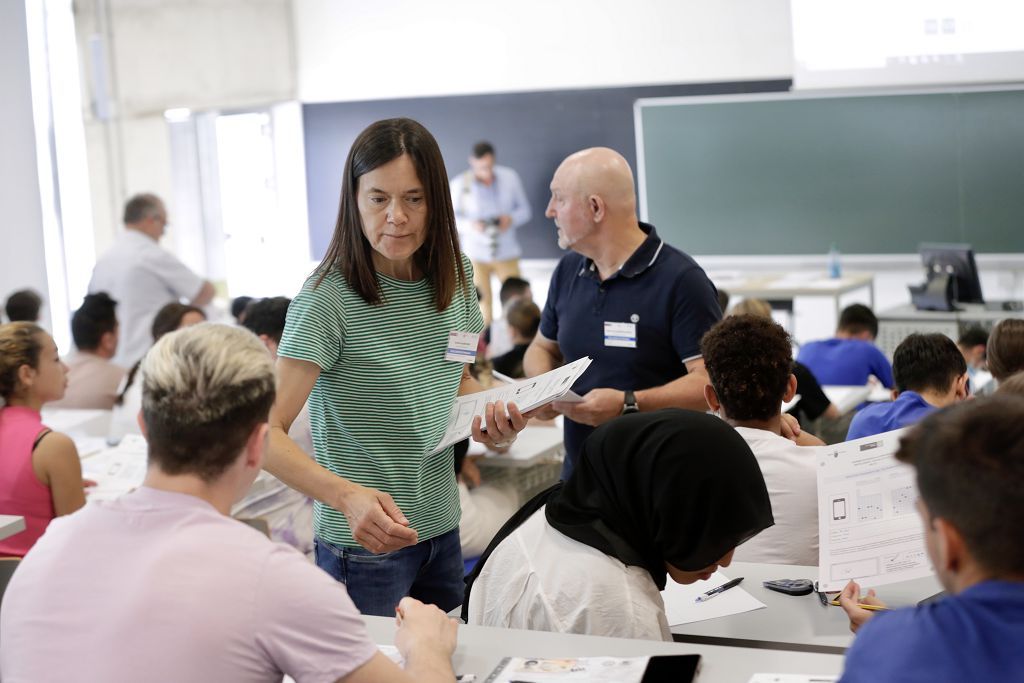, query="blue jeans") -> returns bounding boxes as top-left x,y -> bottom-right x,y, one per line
314,528 -> 464,617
